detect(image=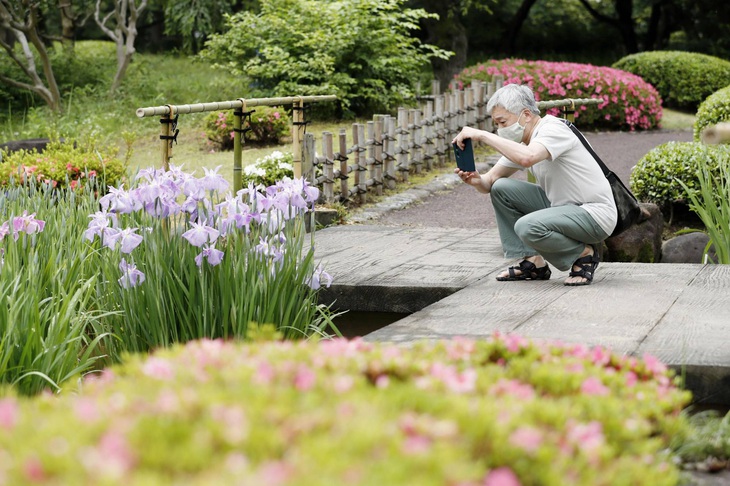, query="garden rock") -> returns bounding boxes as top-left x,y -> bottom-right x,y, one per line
0,138 -> 62,156
661,231 -> 715,264
604,203 -> 663,263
